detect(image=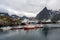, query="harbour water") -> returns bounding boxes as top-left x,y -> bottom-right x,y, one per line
0,24 -> 60,40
